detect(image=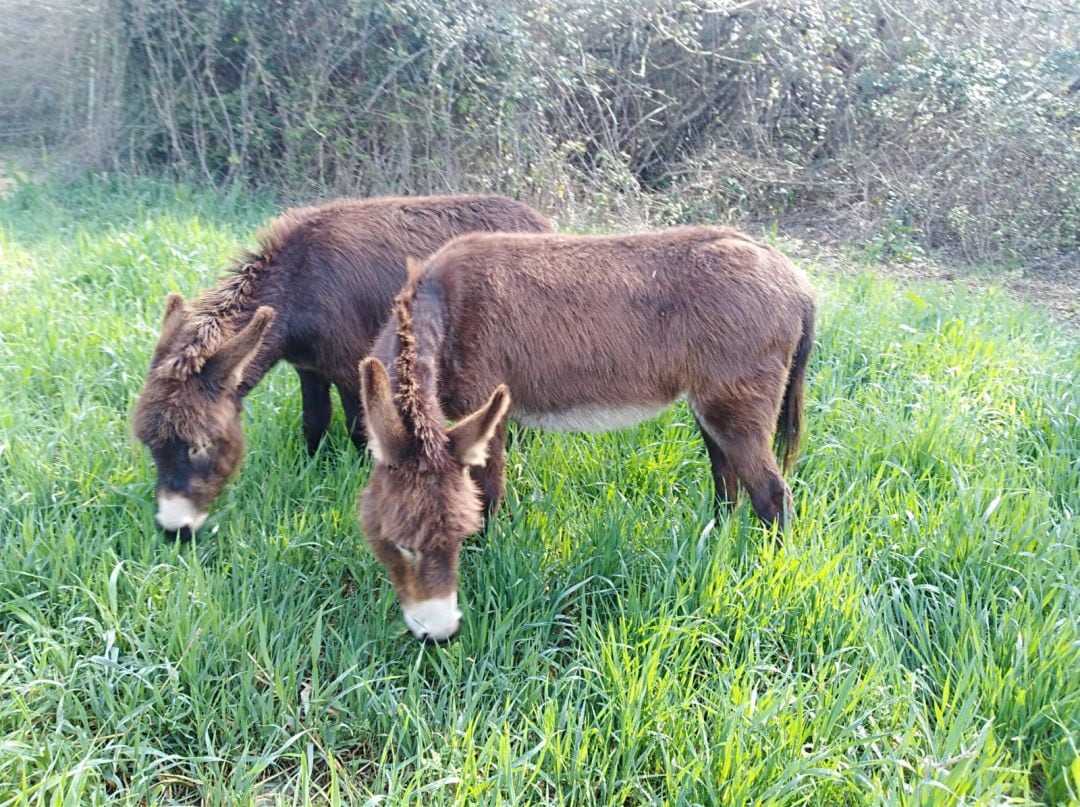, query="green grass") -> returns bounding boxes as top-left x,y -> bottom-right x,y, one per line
0,176 -> 1077,805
